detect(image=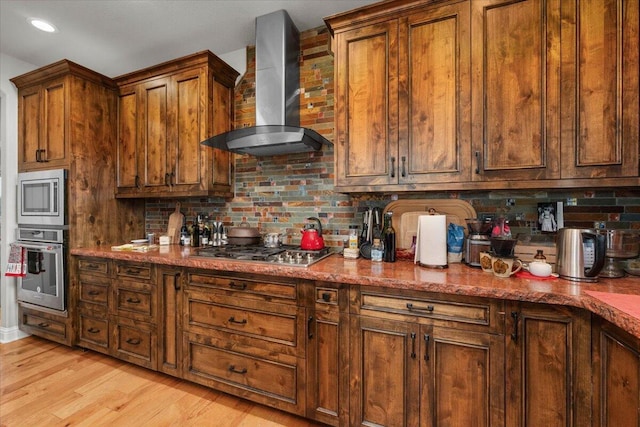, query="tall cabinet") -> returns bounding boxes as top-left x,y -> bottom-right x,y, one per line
114,51 -> 239,198
11,60 -> 145,346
